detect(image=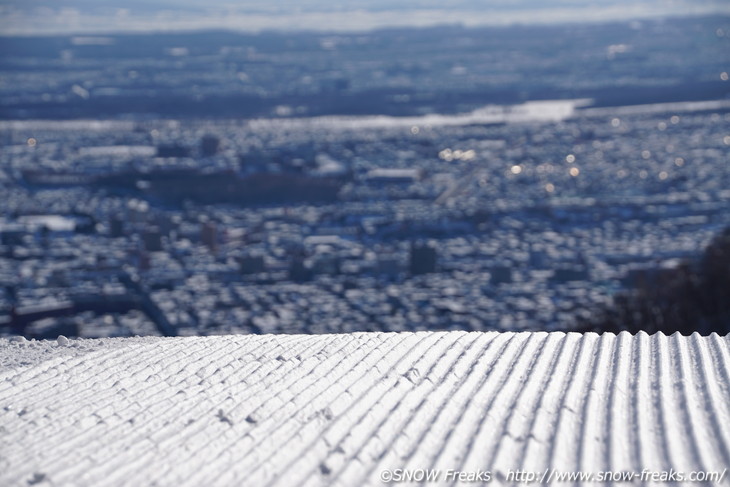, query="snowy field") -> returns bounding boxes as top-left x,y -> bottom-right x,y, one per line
1,331 -> 729,486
